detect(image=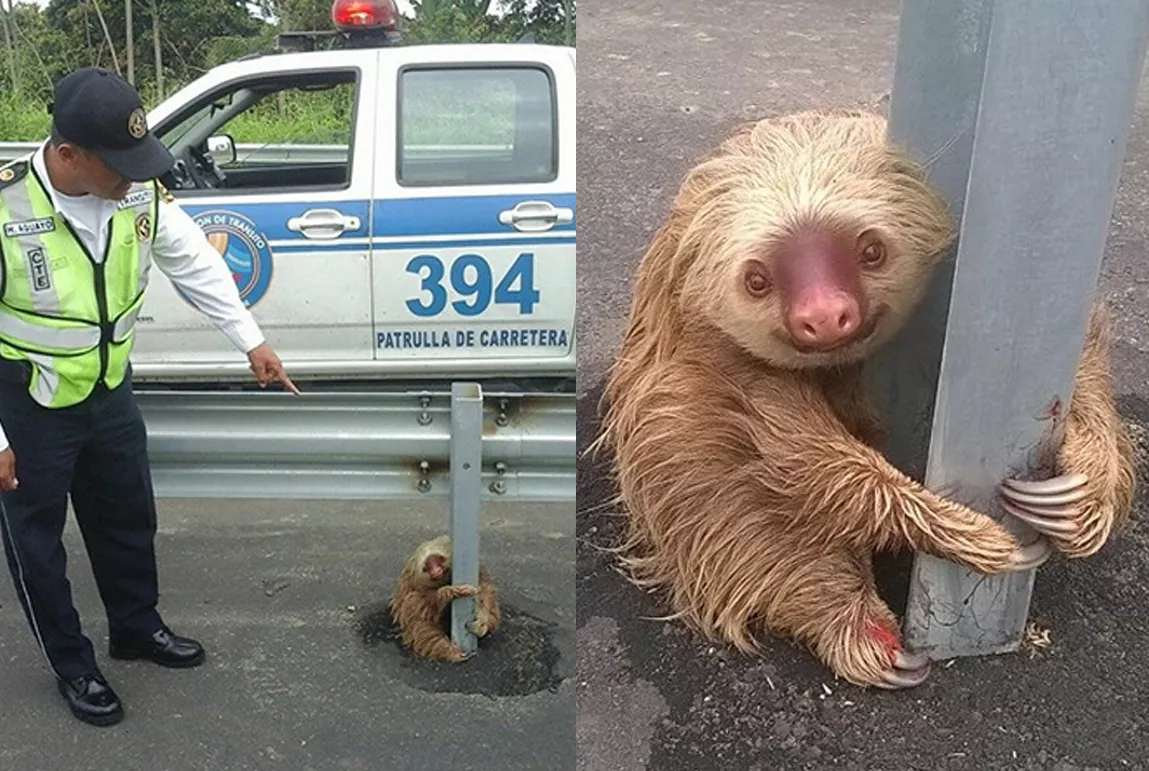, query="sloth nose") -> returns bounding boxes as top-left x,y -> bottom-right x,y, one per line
787,291 -> 862,349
